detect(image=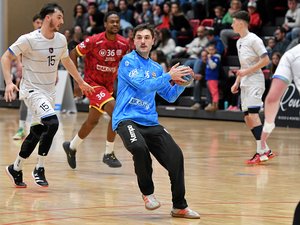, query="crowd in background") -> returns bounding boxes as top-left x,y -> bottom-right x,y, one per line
12,0 -> 300,112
